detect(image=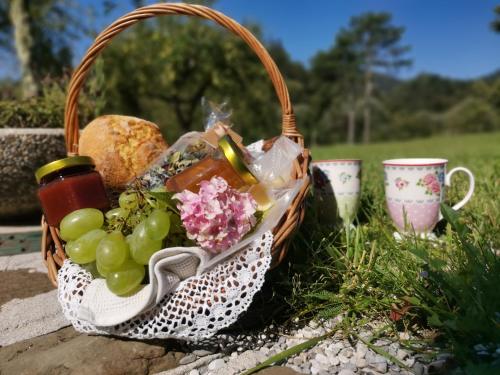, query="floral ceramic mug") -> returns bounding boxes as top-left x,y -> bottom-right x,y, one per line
312,159 -> 362,226
383,158 -> 475,234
